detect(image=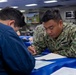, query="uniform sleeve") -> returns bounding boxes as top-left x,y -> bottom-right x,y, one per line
33,25 -> 47,54
56,30 -> 76,57
0,29 -> 35,75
